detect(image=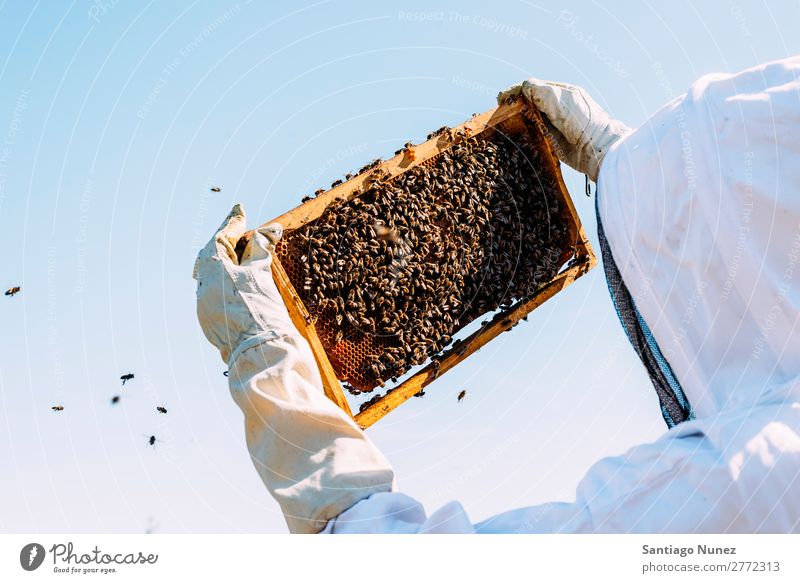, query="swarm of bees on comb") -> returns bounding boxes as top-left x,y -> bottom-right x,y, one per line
277,118 -> 571,407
